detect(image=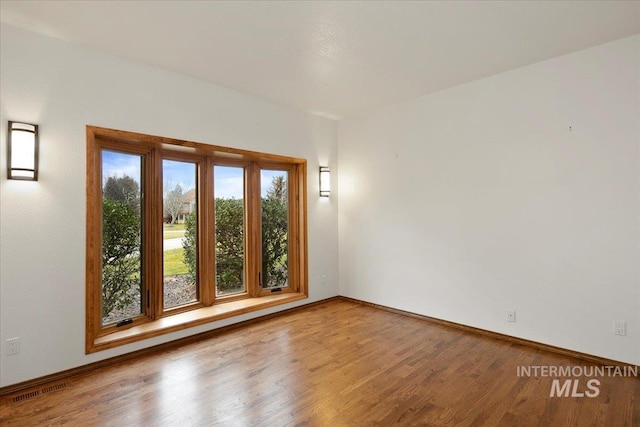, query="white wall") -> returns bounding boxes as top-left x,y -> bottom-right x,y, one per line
338,36 -> 640,365
0,24 -> 339,387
